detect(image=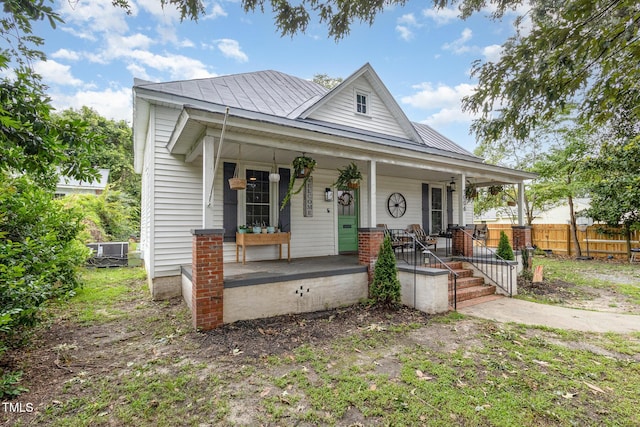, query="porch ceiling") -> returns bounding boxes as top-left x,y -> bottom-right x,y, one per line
170,106 -> 536,184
